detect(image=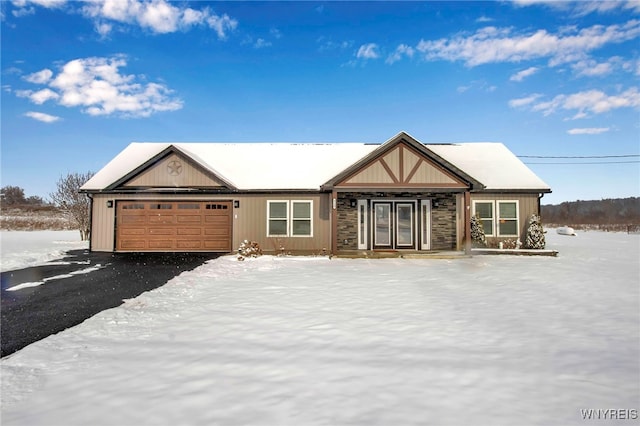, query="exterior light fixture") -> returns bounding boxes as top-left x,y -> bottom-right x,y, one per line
234,200 -> 240,208
106,200 -> 114,208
